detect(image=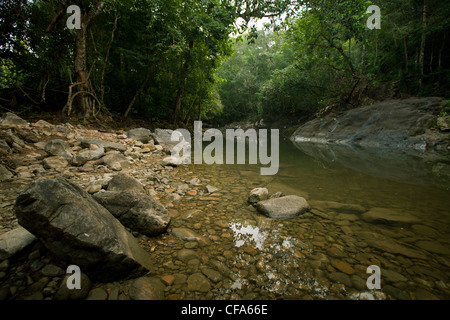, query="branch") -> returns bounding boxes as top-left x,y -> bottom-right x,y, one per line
45,1 -> 67,33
